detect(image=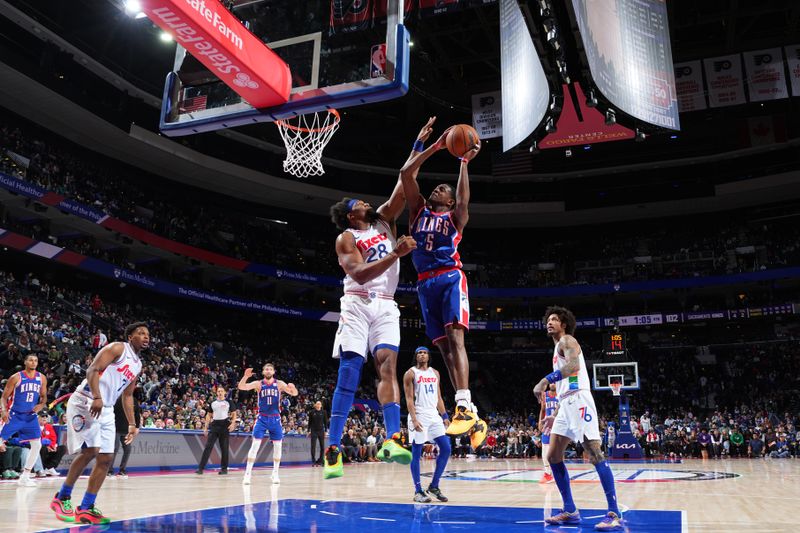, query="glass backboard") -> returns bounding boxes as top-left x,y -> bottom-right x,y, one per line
592,361 -> 639,391
159,0 -> 409,136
